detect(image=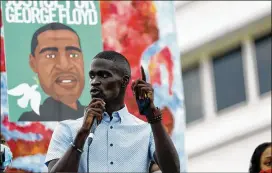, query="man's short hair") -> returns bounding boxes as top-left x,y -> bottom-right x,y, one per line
31,22 -> 80,56
93,51 -> 131,78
